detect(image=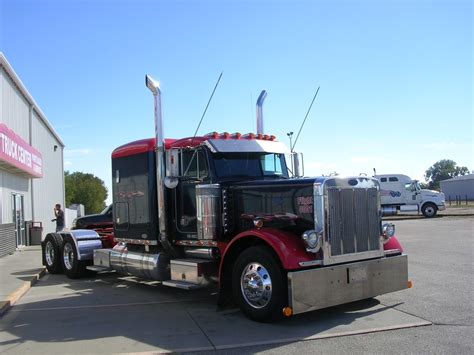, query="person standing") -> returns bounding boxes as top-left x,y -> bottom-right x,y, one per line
52,204 -> 65,232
